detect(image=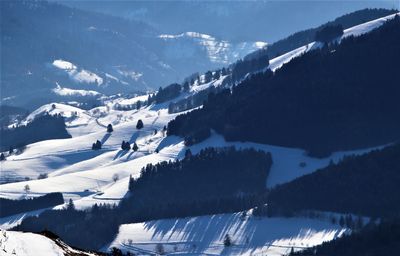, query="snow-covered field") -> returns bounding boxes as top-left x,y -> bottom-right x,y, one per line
0,13 -> 397,255
108,211 -> 347,256
0,230 -> 96,256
